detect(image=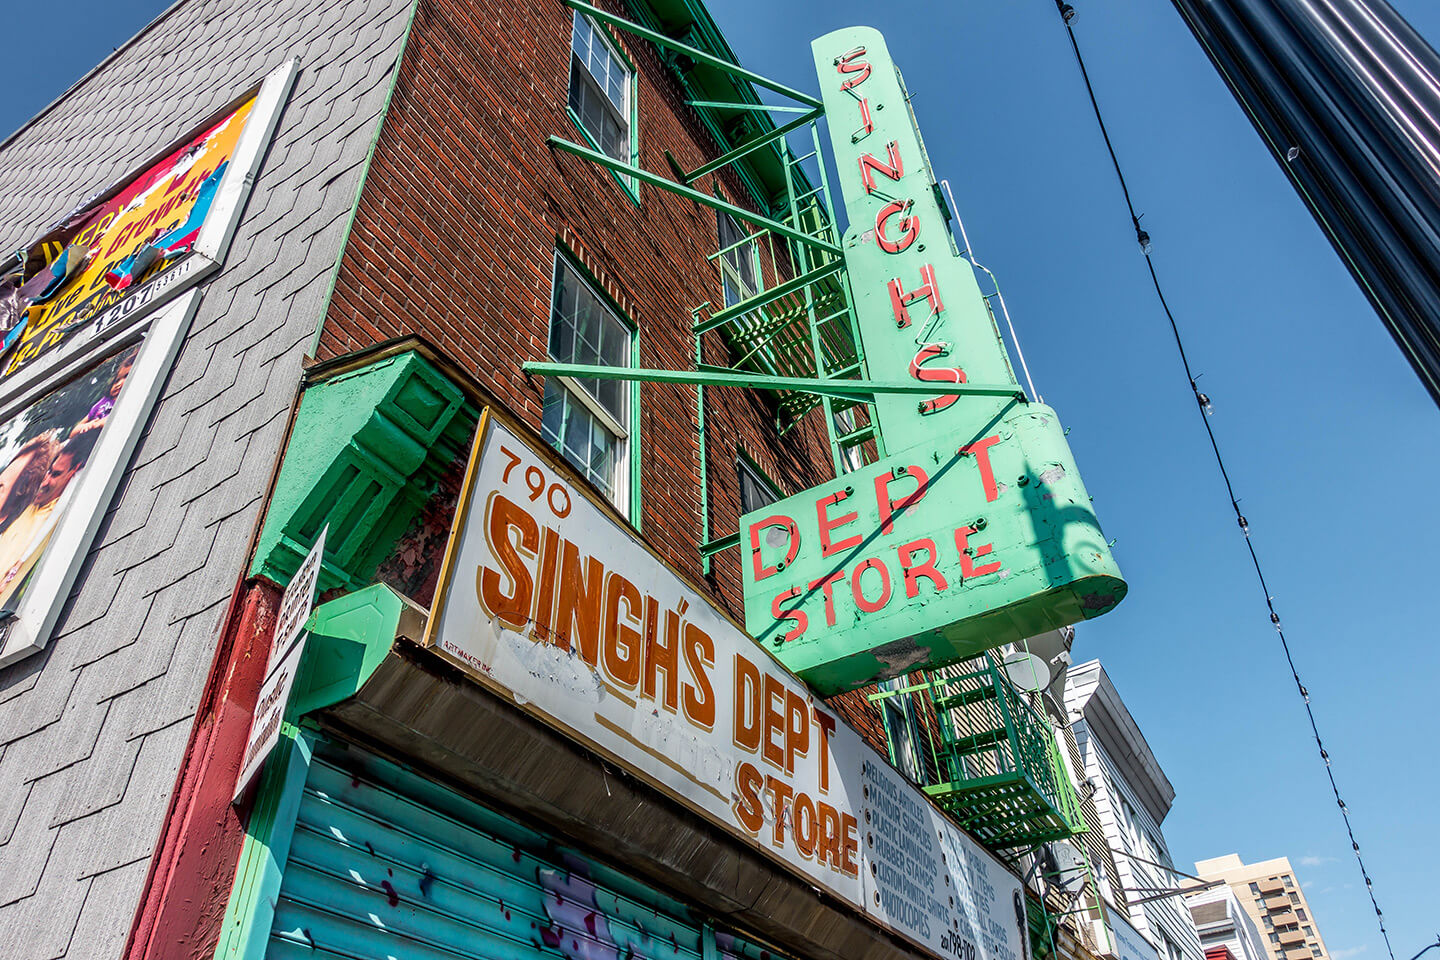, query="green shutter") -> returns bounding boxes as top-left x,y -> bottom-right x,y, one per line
264,739 -> 784,960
